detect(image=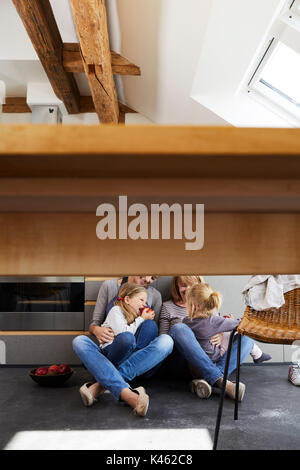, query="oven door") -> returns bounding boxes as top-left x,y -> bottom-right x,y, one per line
0,277 -> 85,331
